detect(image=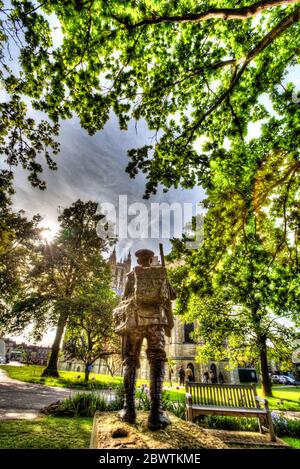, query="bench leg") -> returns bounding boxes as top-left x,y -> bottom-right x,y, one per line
257,416 -> 264,434
266,411 -> 276,442
186,406 -> 193,422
